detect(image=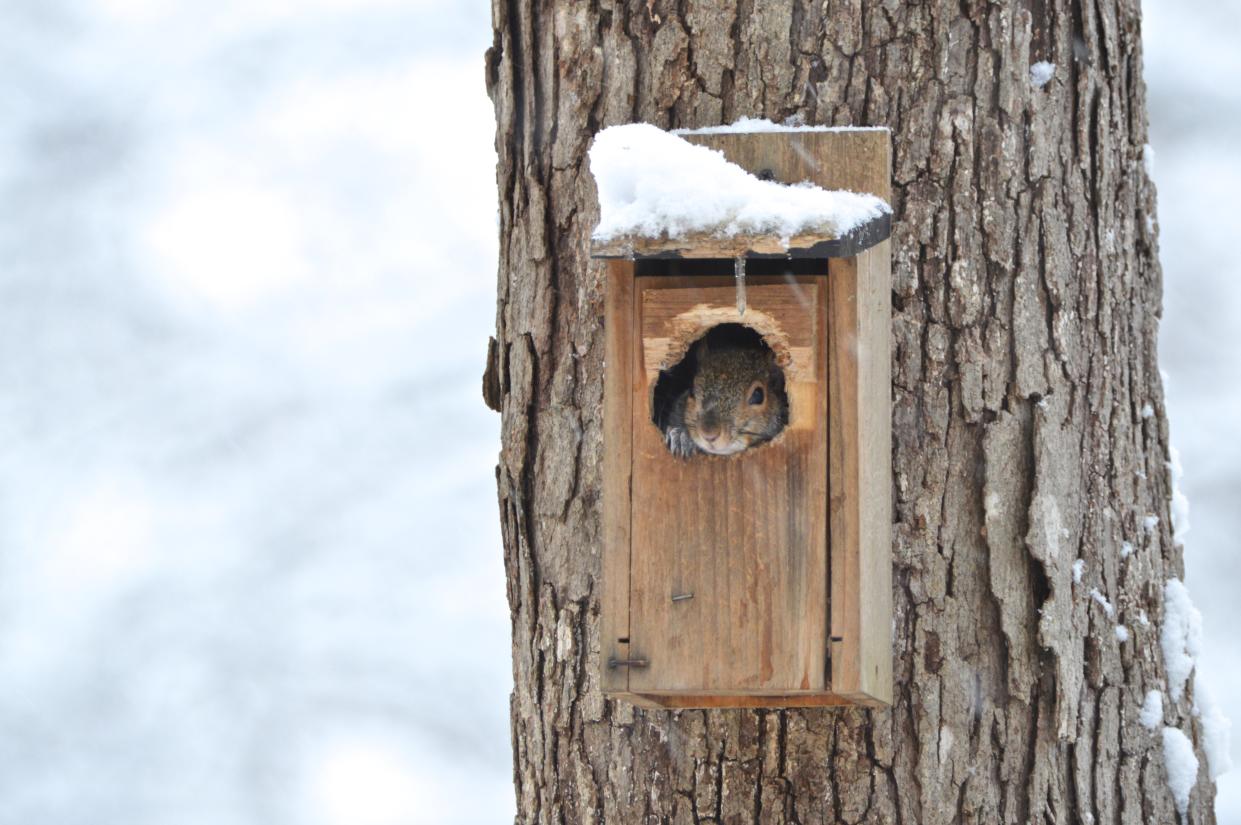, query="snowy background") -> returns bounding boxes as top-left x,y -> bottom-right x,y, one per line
0,0 -> 1235,823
